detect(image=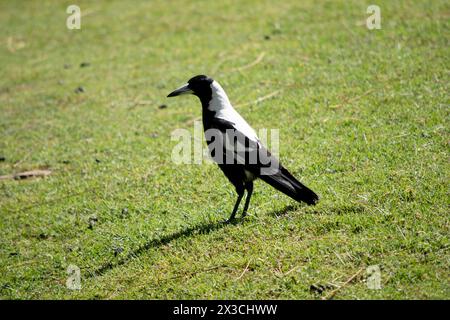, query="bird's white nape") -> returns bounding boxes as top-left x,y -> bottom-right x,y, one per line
208,81 -> 259,142
208,81 -> 232,112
